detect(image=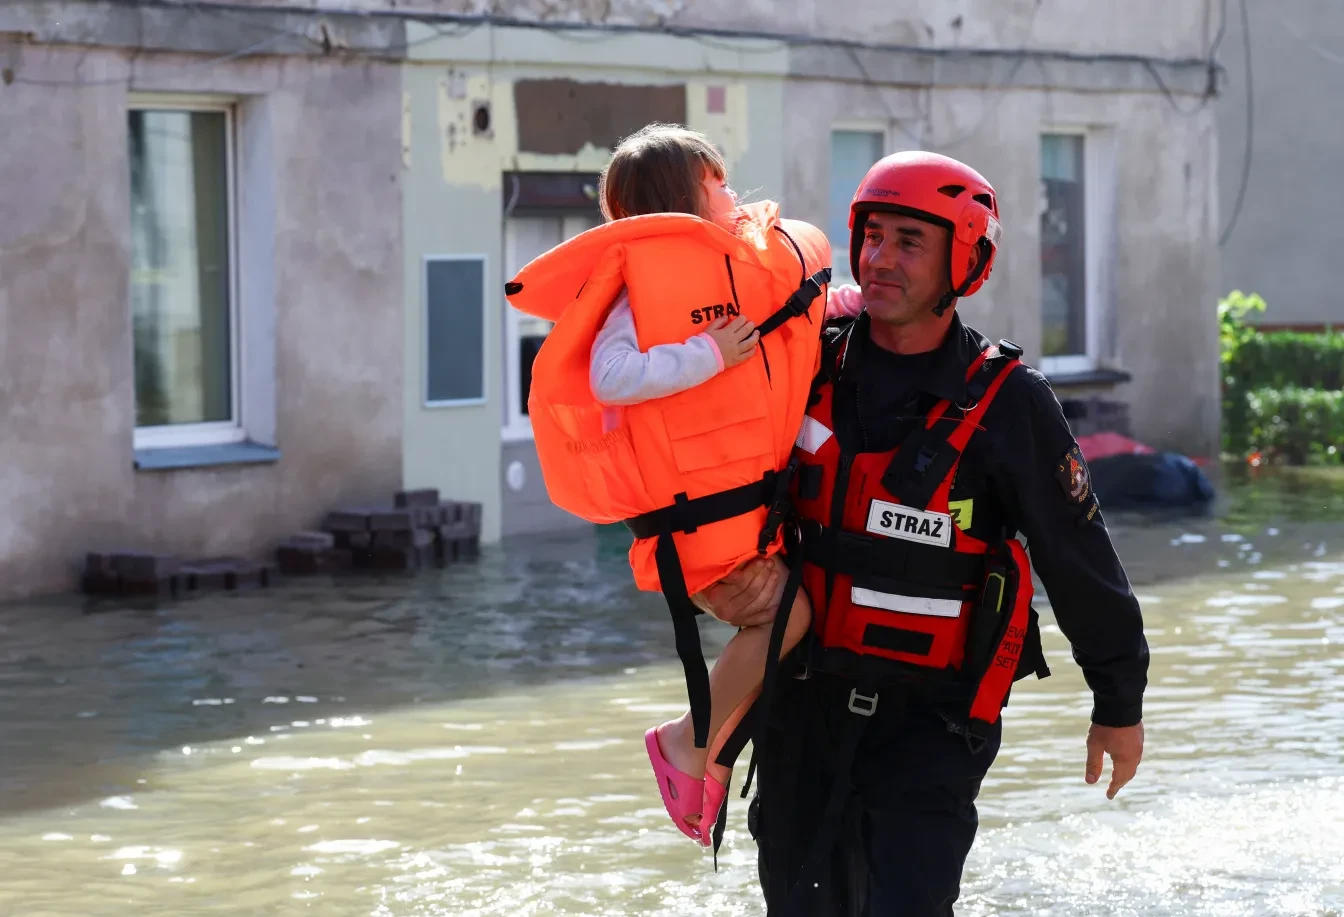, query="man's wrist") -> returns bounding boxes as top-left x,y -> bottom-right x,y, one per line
1091,698 -> 1143,728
